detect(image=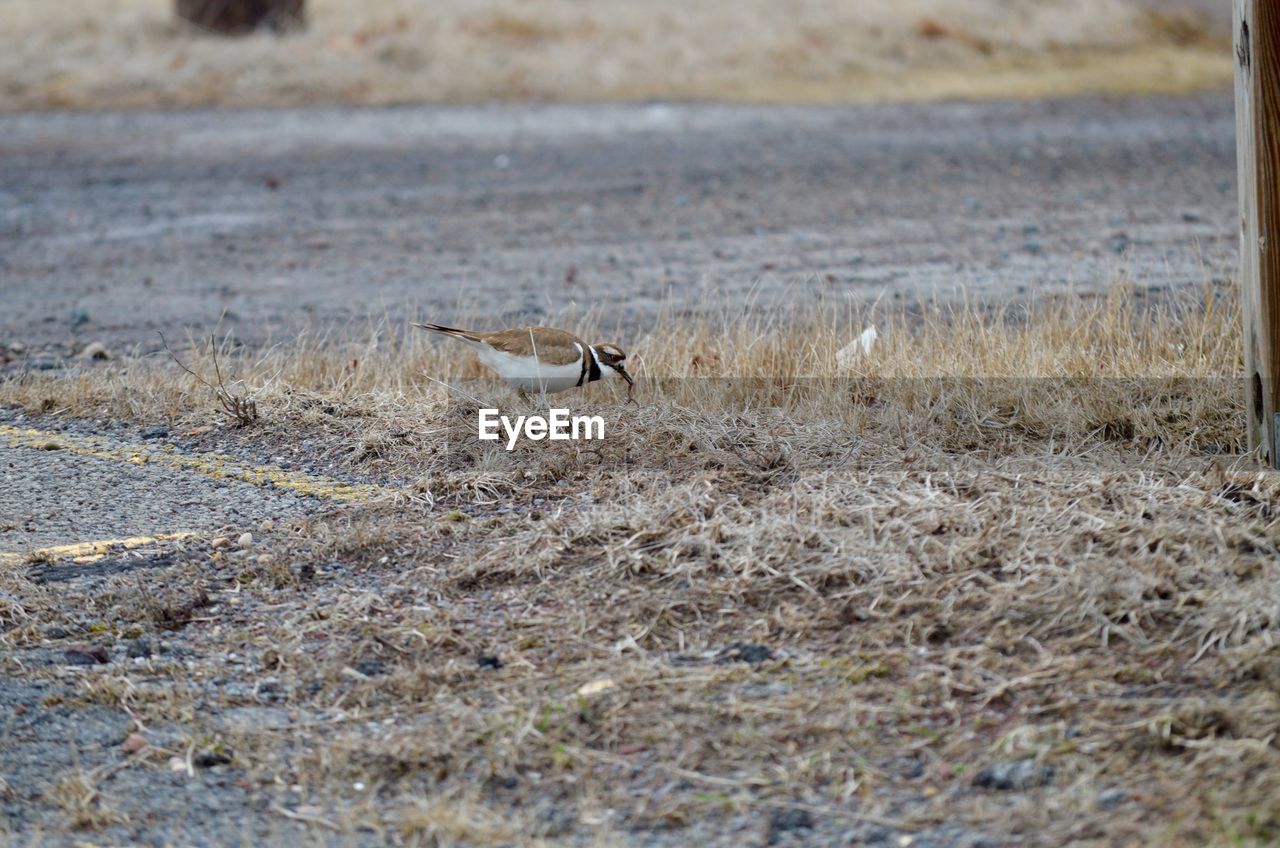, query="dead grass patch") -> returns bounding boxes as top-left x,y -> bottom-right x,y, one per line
48,770 -> 126,831
4,280 -> 1280,844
